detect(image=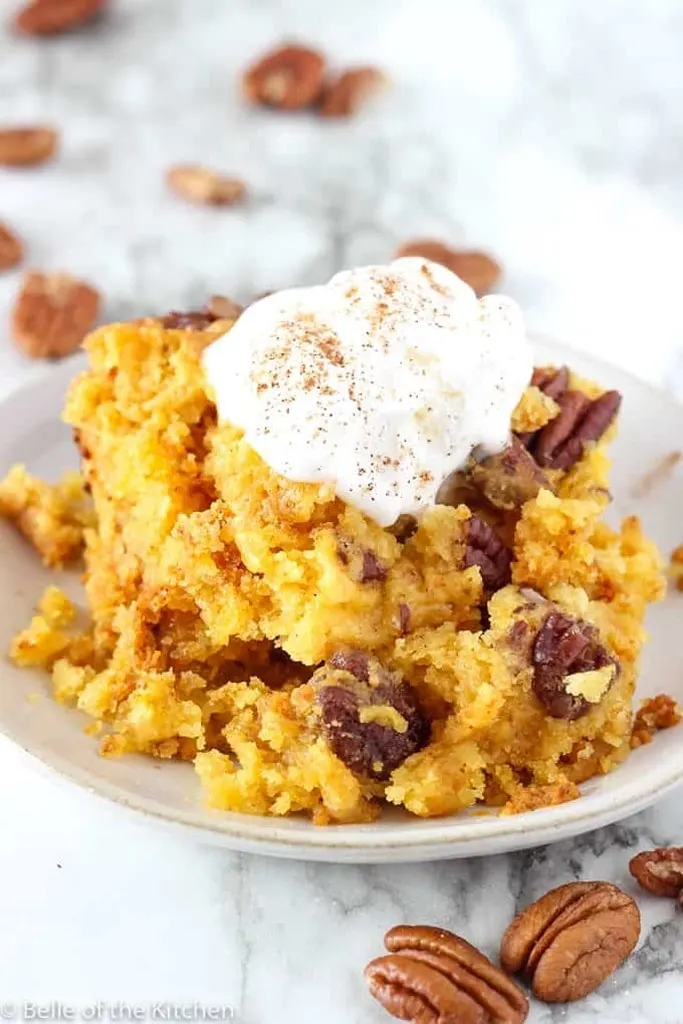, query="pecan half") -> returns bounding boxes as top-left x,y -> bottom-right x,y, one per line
11,271 -> 100,359
360,549 -> 387,583
365,925 -> 528,1023
500,881 -> 640,1003
629,848 -> 683,902
243,44 -> 325,110
517,366 -> 570,447
0,126 -> 58,167
470,437 -> 549,511
531,365 -> 570,402
397,602 -> 411,637
533,389 -> 622,470
532,611 -> 618,720
312,650 -> 429,780
161,310 -> 217,331
464,515 -> 512,591
14,0 -> 105,34
166,165 -> 247,206
161,295 -> 241,331
205,294 -> 243,320
318,67 -> 386,117
0,223 -> 23,271
394,239 -> 501,295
